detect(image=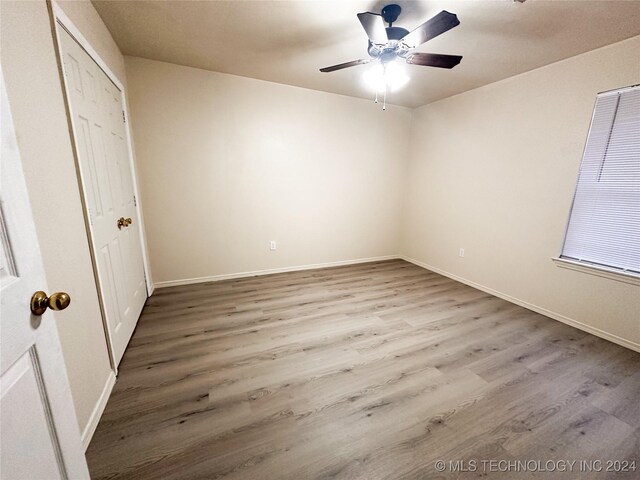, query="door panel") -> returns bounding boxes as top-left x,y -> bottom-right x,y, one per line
77,117 -> 104,216
1,350 -> 65,480
57,25 -> 147,365
0,69 -> 89,479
